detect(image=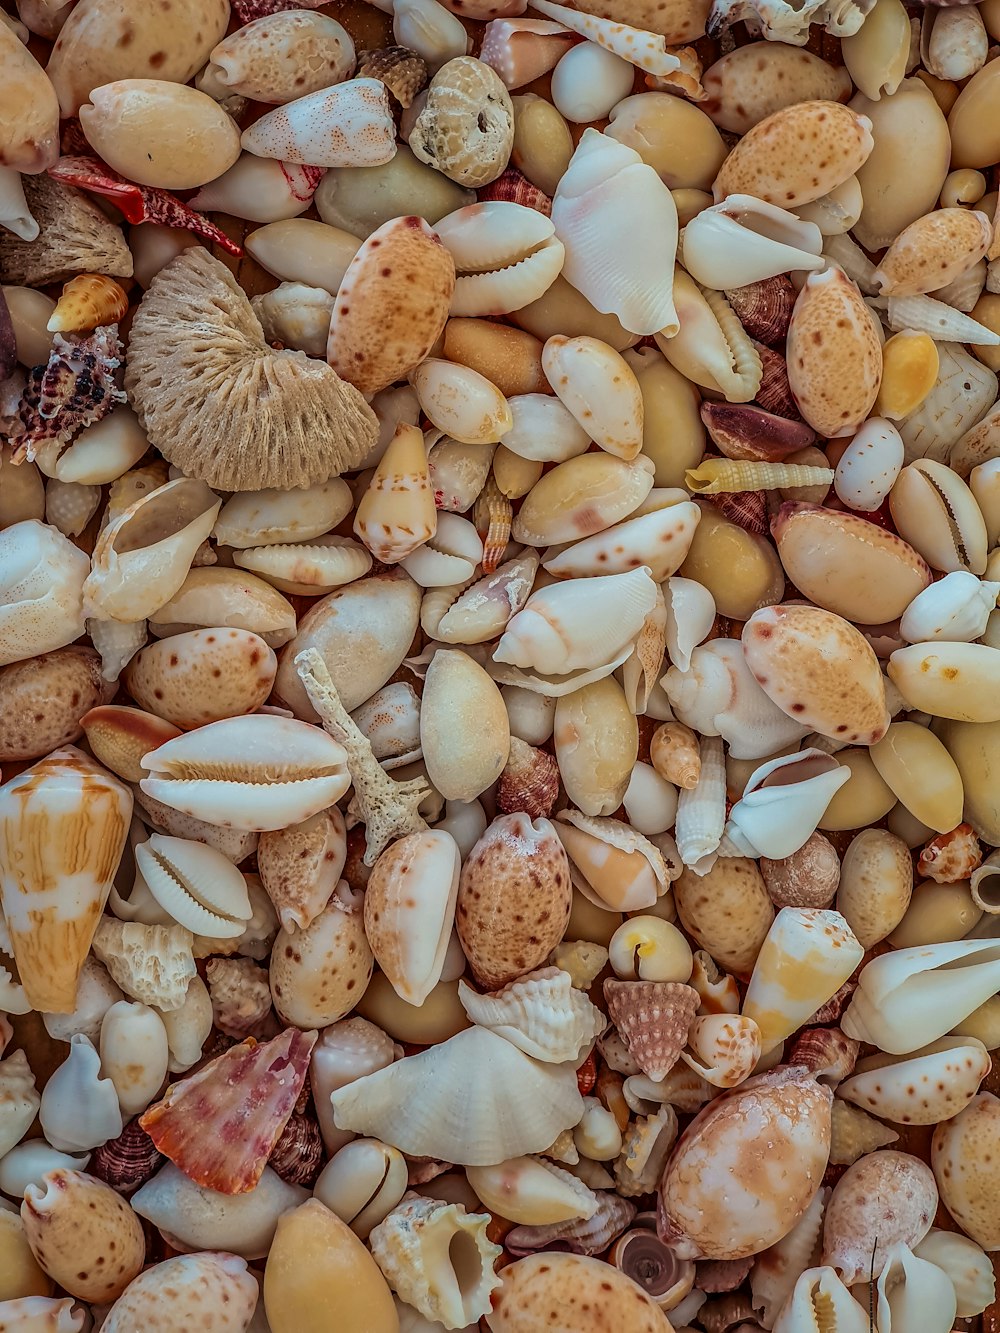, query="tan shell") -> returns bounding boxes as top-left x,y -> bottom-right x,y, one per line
0,646 -> 112,762
875,209 -> 993,298
603,979 -> 698,1080
257,808 -> 346,934
326,216 -> 456,398
487,1253 -> 672,1332
674,858 -> 774,975
456,813 -> 572,990
713,100 -> 874,209
81,705 -> 182,784
46,0 -> 229,117
786,267 -> 883,437
931,1091 -> 1000,1250
420,649 -> 510,802
822,1149 -> 937,1282
0,23 -> 58,172
409,56 -> 514,188
836,827 -> 913,949
123,628 -> 277,730
269,887 -> 373,1030
702,43 -> 852,136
